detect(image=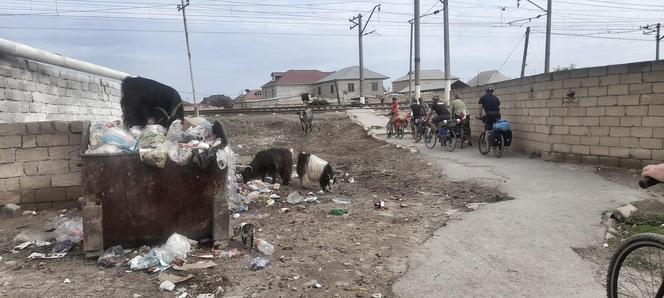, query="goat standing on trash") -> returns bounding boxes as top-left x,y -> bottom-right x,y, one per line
120,76 -> 184,129
242,148 -> 293,186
